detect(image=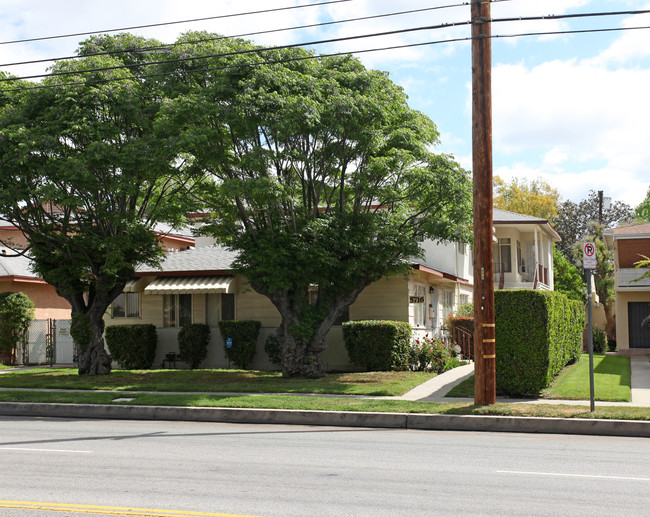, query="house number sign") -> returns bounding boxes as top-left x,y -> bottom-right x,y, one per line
409,296 -> 425,303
